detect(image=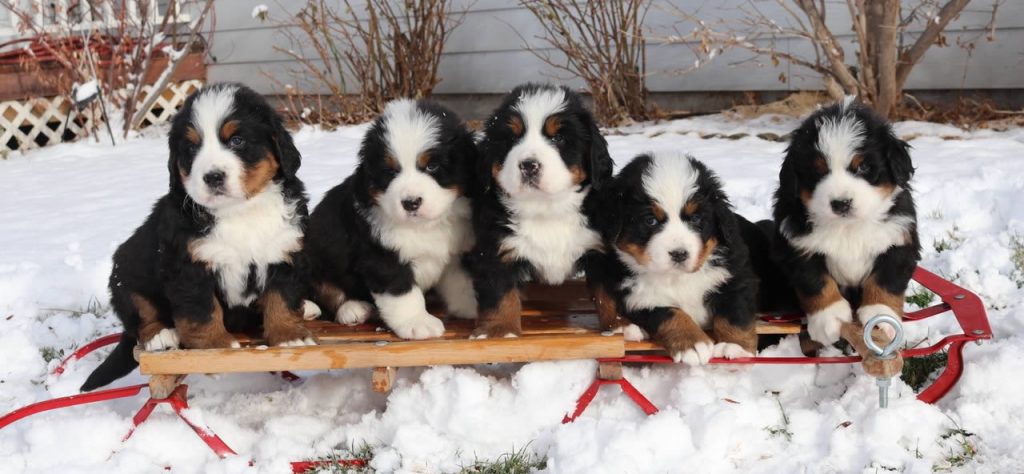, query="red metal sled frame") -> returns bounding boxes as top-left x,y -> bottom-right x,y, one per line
563,267 -> 993,421
1,267 -> 991,469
